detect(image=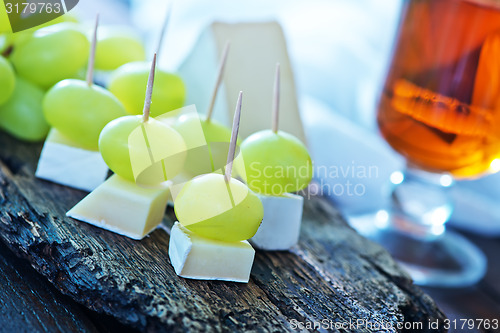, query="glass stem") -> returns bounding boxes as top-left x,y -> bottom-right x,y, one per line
389,165 -> 454,240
